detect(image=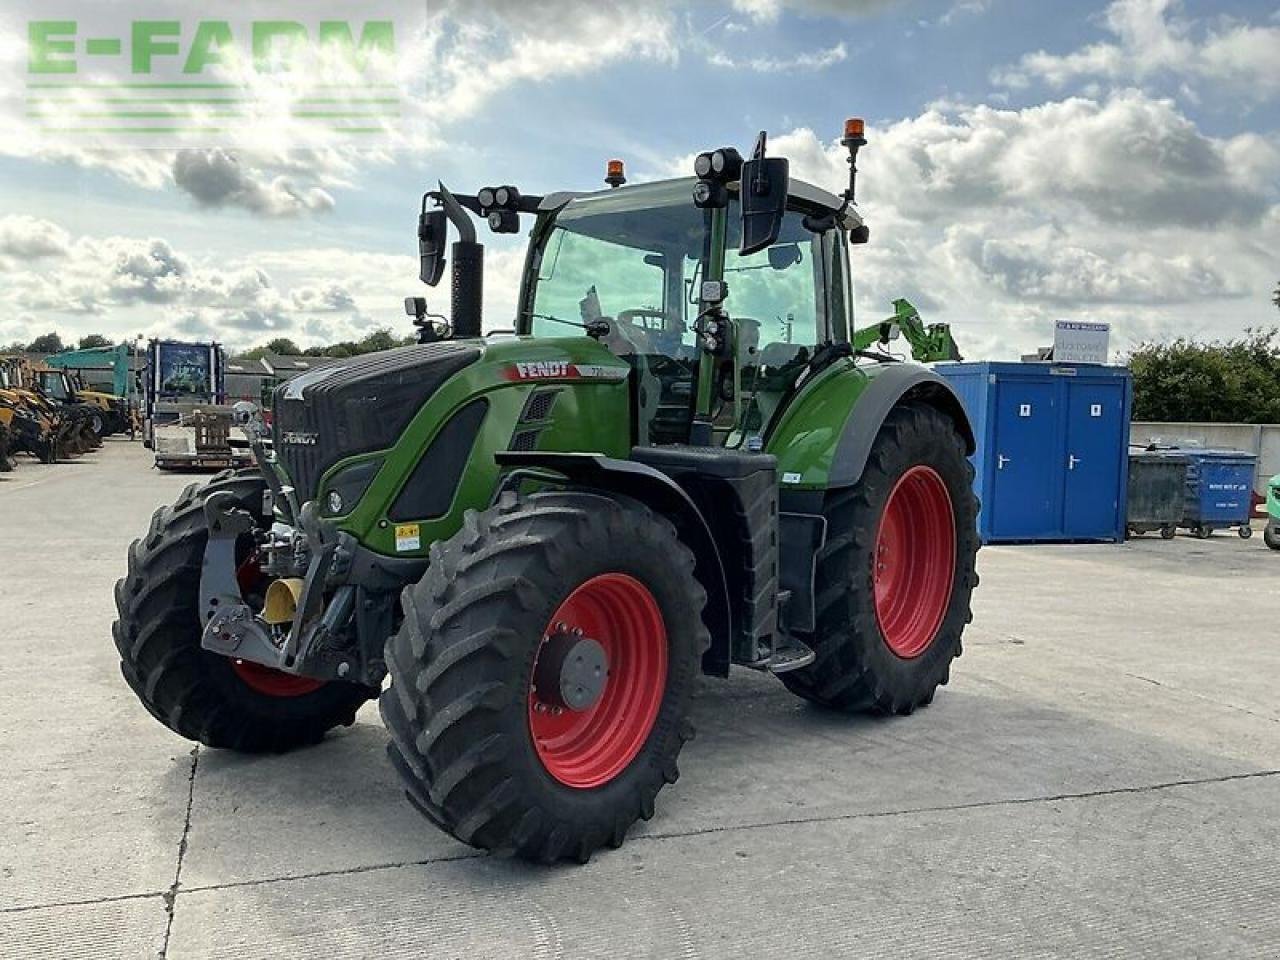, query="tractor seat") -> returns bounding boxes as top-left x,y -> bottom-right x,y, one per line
758,341 -> 809,372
